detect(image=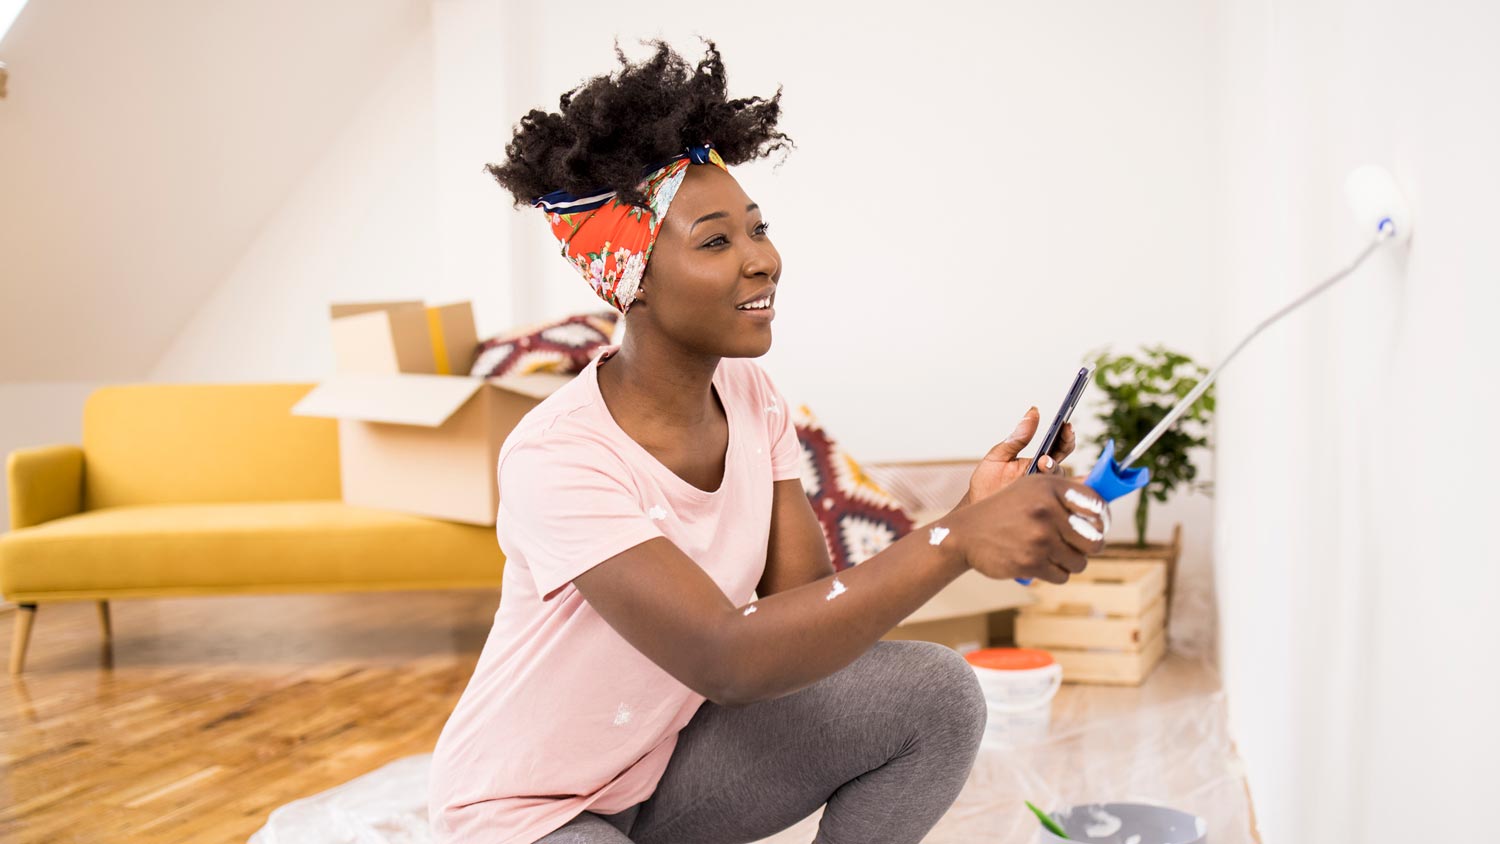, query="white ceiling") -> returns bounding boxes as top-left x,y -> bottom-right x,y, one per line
0,0 -> 428,381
